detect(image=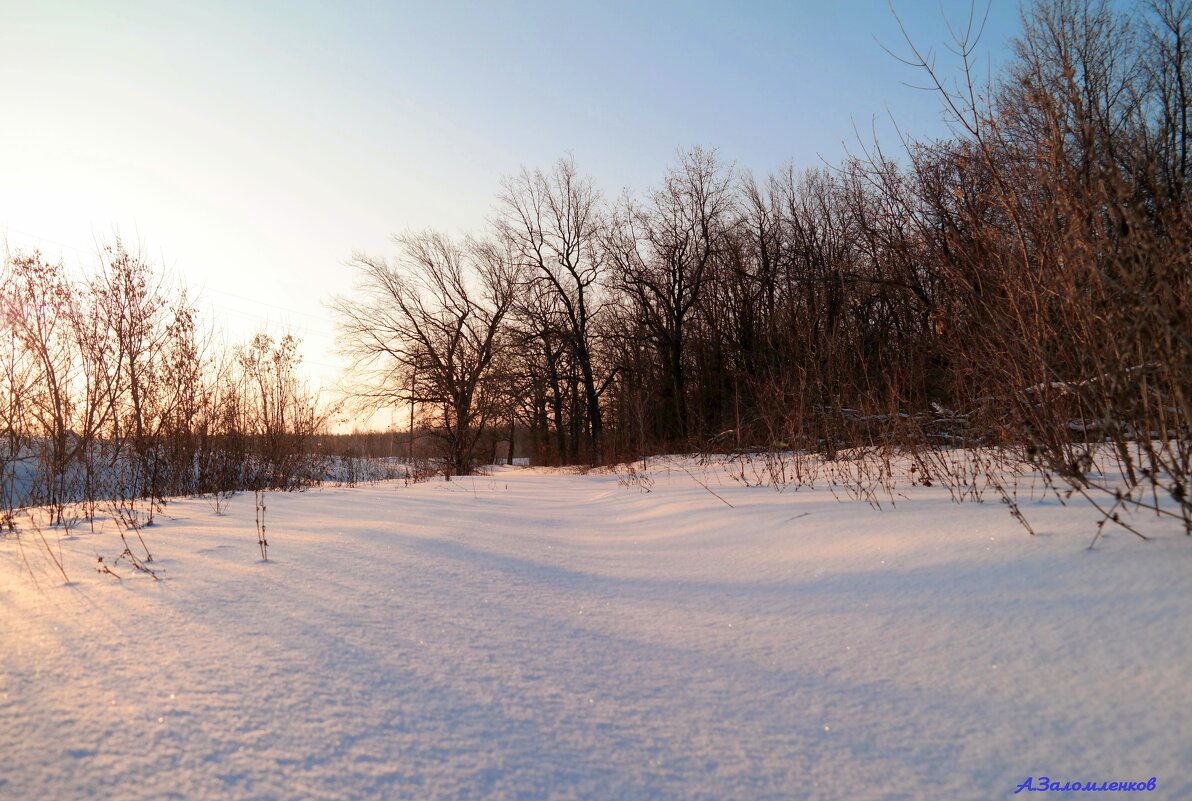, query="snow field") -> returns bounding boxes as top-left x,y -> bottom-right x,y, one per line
1,461 -> 1189,800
